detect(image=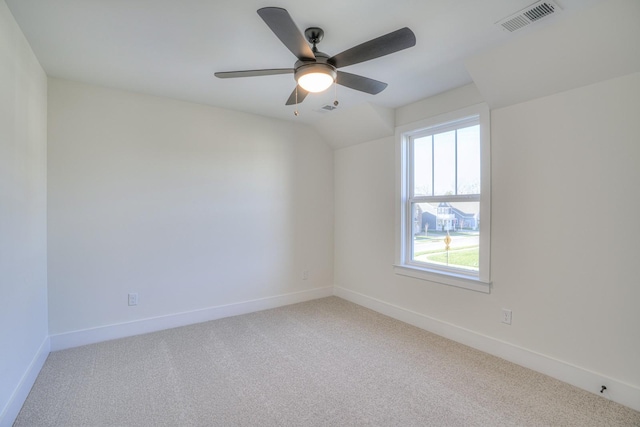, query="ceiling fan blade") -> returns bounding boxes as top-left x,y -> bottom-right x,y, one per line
336,71 -> 387,94
257,7 -> 315,61
285,86 -> 309,105
328,27 -> 416,69
214,69 -> 293,79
